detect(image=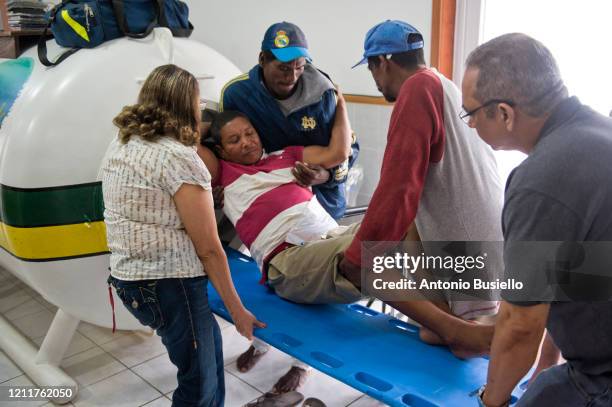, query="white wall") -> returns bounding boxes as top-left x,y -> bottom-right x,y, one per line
184,0 -> 432,96
347,102 -> 393,205
456,0 -> 612,186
